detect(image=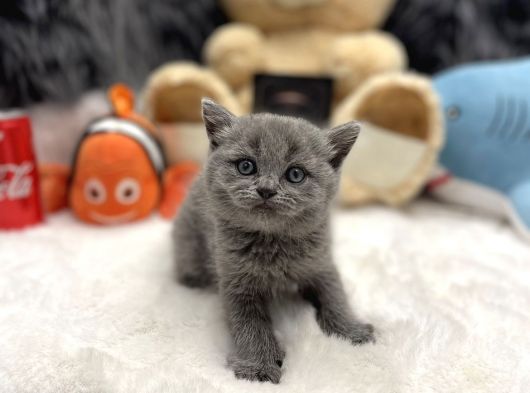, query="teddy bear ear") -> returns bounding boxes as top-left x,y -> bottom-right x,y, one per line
201,98 -> 236,148
327,121 -> 361,169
